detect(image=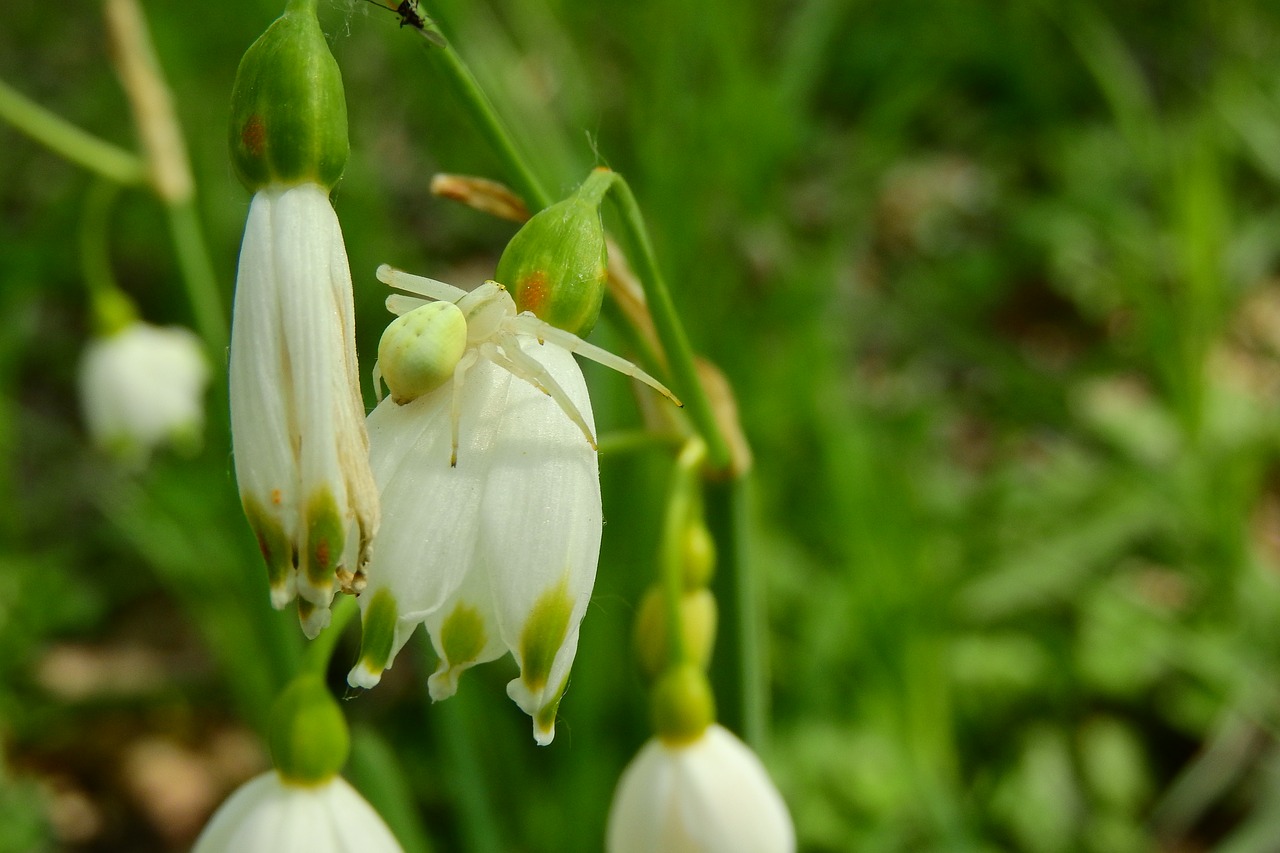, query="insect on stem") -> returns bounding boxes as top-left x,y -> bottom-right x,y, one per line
361,0 -> 447,47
